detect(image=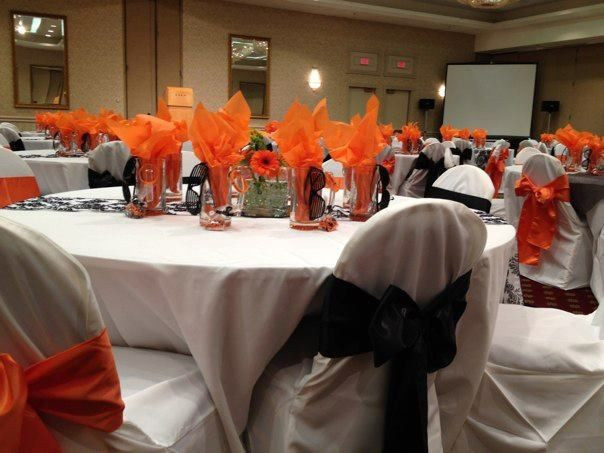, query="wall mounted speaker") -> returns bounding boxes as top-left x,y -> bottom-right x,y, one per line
541,100 -> 559,113
419,98 -> 435,110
